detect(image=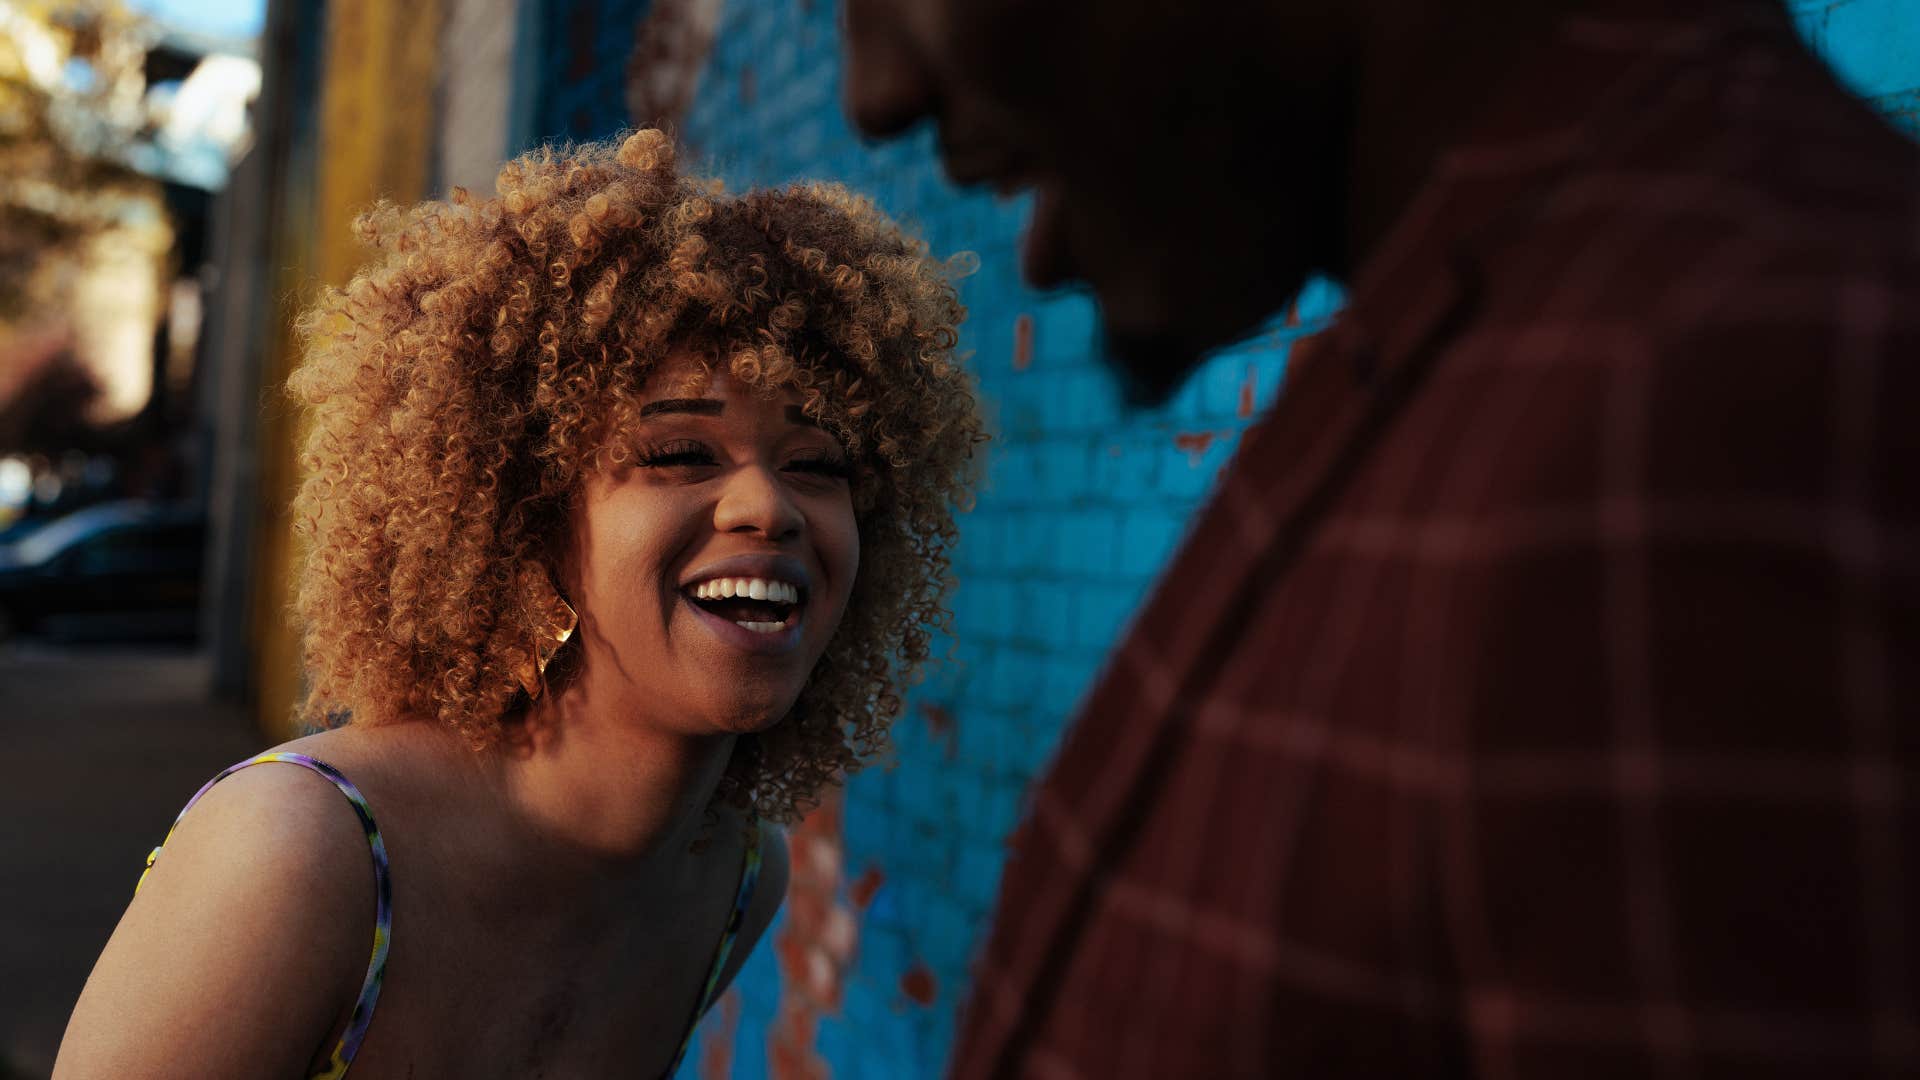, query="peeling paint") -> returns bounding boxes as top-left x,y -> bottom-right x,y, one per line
1237,363 -> 1258,418
918,701 -> 958,758
1012,312 -> 1033,370
849,865 -> 886,908
899,961 -> 938,1006
1172,430 -> 1216,466
769,1009 -> 828,1080
699,989 -> 742,1080
769,793 -> 854,1080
